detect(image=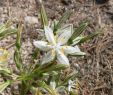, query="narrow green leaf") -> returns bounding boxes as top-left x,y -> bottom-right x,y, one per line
60,71 -> 77,86
35,88 -> 43,95
54,11 -> 72,32
78,32 -> 100,44
40,1 -> 48,26
71,36 -> 84,46
32,48 -> 39,60
14,25 -> 23,70
73,21 -> 88,38
0,21 -> 17,39
68,20 -> 88,44
31,63 -> 67,79
0,81 -> 11,93
38,81 -> 58,95
0,67 -> 11,74
41,64 -> 68,73
69,91 -> 76,95
0,28 -> 17,39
